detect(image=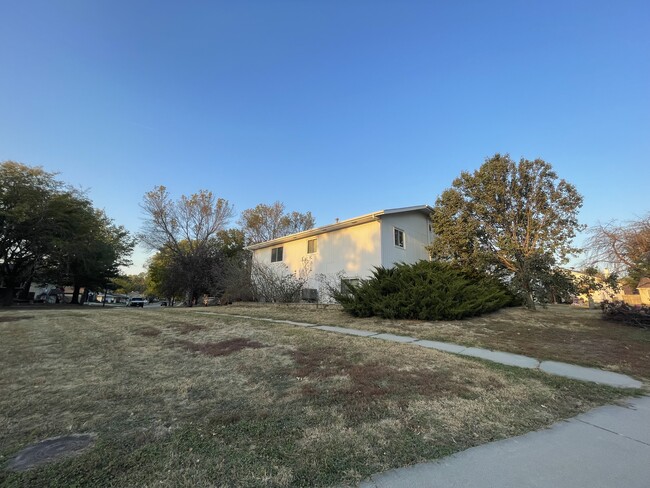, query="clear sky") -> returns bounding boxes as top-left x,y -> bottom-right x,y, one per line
2,0 -> 648,273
